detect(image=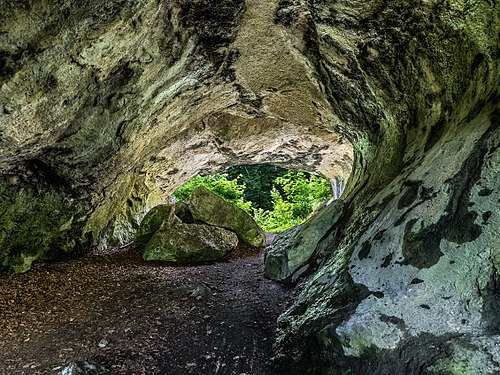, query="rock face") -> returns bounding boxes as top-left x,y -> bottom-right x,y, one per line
266,1 -> 500,374
135,203 -> 175,246
189,186 -> 266,247
0,0 -> 352,271
265,200 -> 344,283
143,223 -> 238,264
0,0 -> 499,374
